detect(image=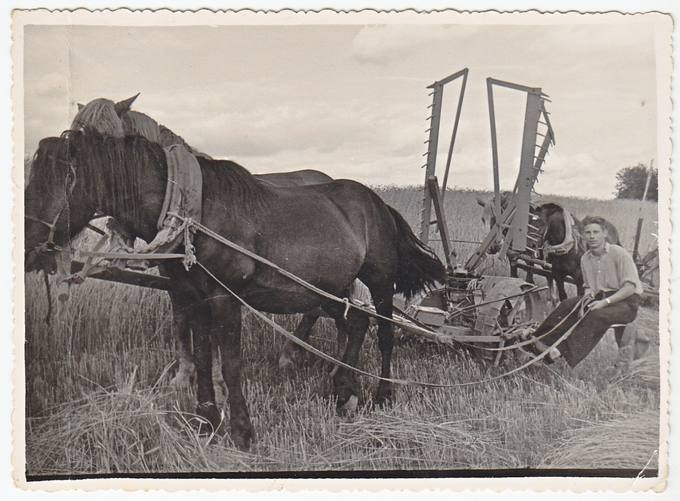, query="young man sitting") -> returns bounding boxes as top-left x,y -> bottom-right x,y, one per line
530,216 -> 644,368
